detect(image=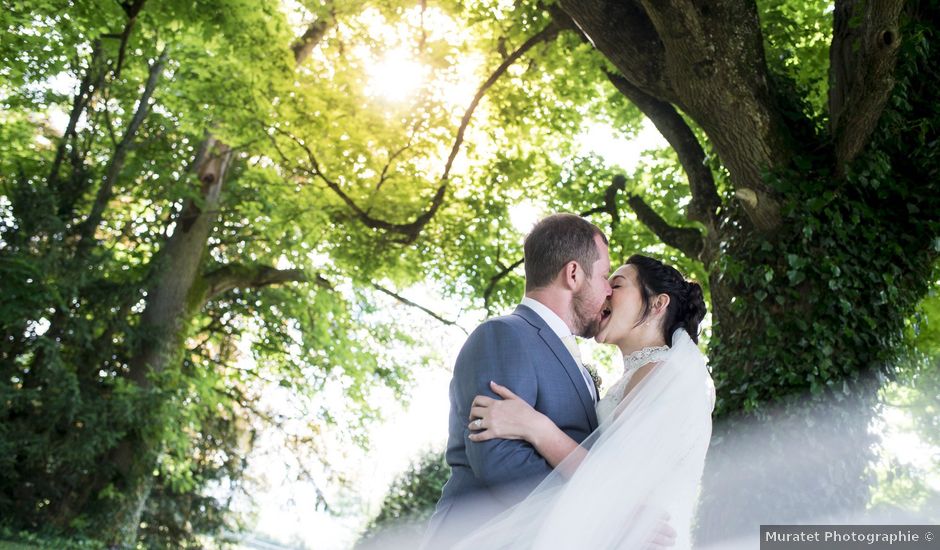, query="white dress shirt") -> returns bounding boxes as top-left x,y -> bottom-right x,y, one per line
520,297 -> 597,401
